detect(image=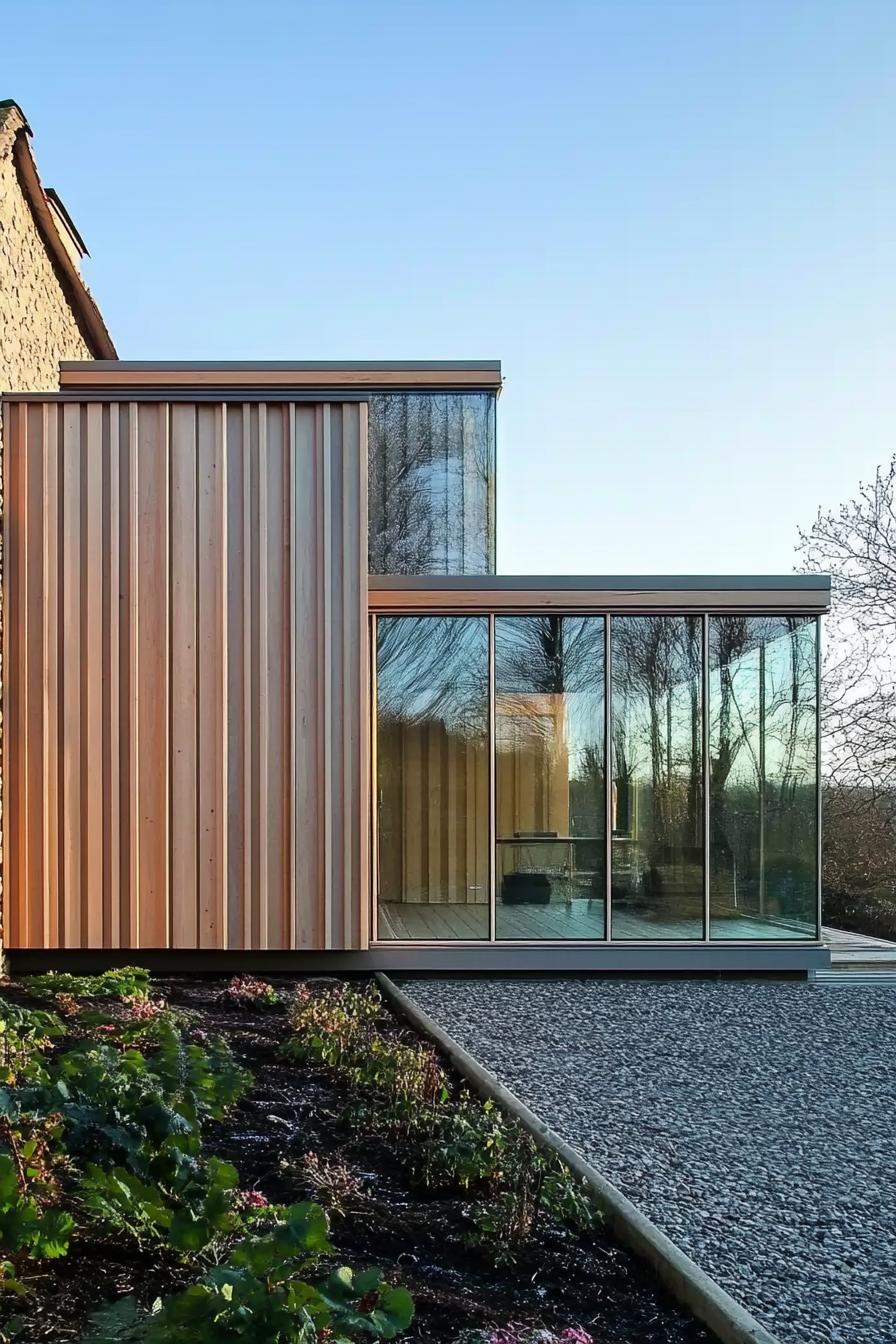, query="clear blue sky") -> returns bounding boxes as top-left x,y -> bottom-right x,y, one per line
11,1 -> 896,575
